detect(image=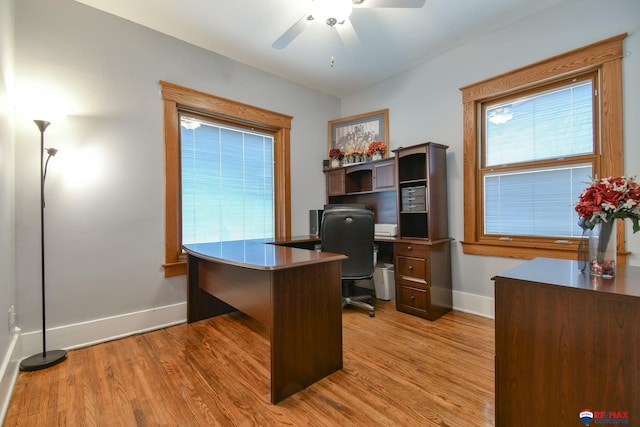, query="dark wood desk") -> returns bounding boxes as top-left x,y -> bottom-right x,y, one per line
493,258 -> 640,426
184,239 -> 347,404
